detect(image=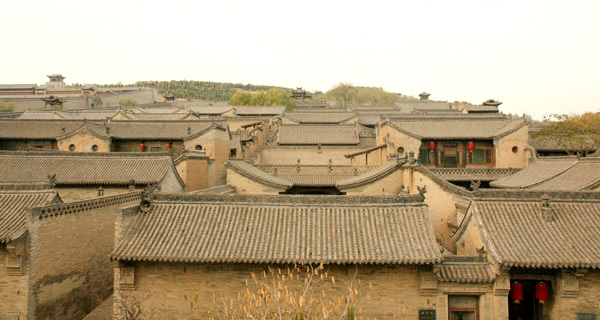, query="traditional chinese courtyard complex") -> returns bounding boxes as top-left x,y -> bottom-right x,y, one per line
0,76 -> 599,320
